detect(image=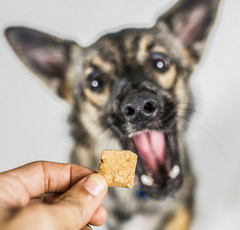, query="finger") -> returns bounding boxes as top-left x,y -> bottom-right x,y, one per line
5,174 -> 108,230
89,205 -> 108,226
29,198 -> 44,205
41,193 -> 108,226
81,225 -> 92,230
41,193 -> 63,204
42,193 -> 107,226
0,161 -> 94,208
51,174 -> 108,229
